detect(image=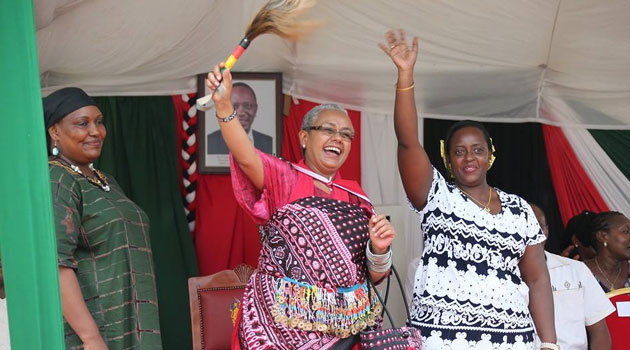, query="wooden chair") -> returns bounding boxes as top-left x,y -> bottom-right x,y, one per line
188,264 -> 256,350
606,287 -> 630,350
